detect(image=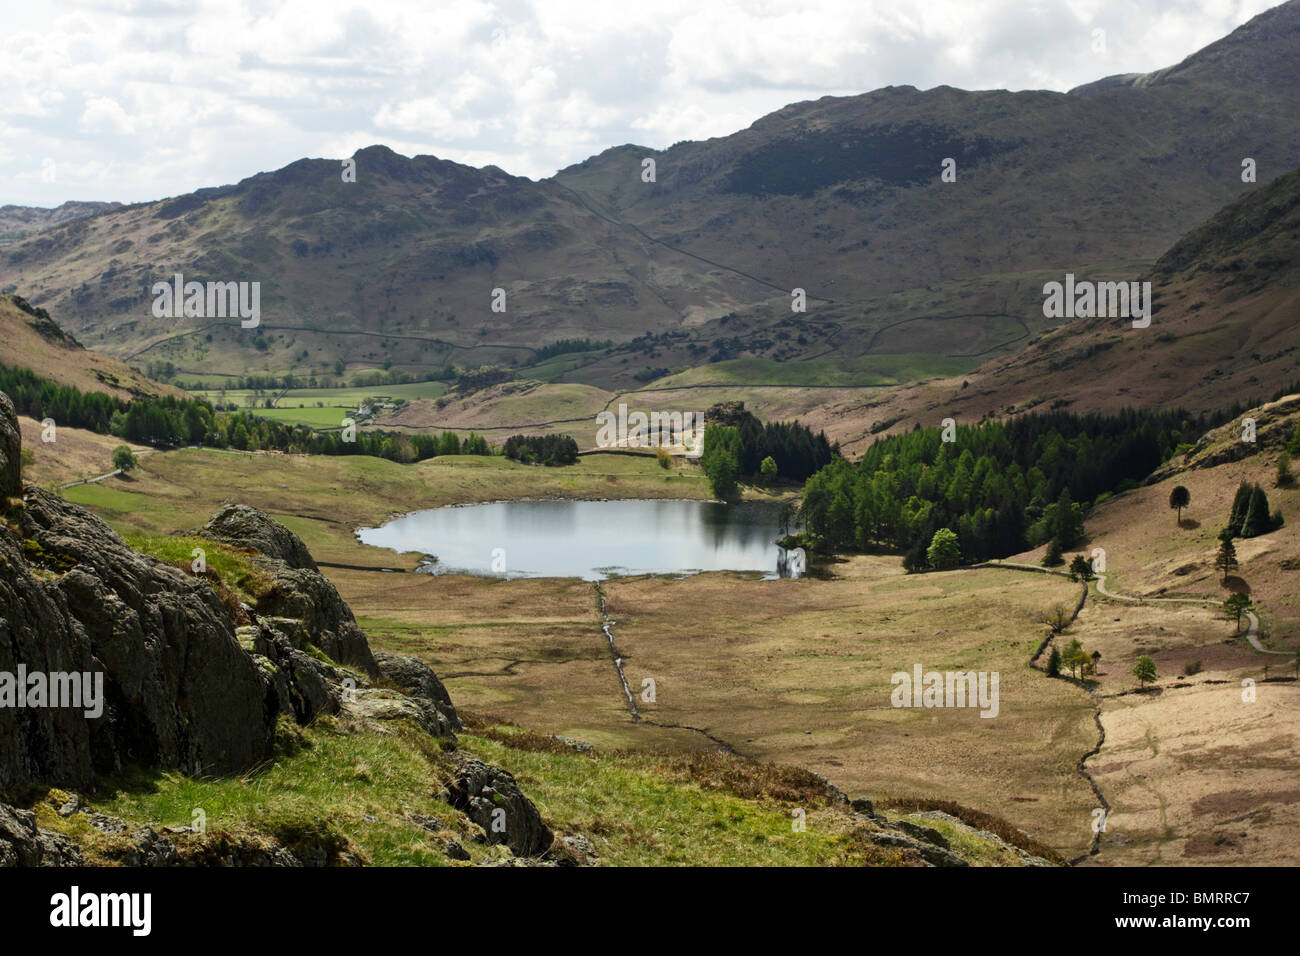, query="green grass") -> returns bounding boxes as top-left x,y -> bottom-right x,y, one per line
190,381 -> 449,409
462,732 -> 872,865
519,350 -> 610,382
245,405 -> 353,428
32,718 -> 470,866
16,716 -> 928,866
61,482 -> 152,515
123,532 -> 273,603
